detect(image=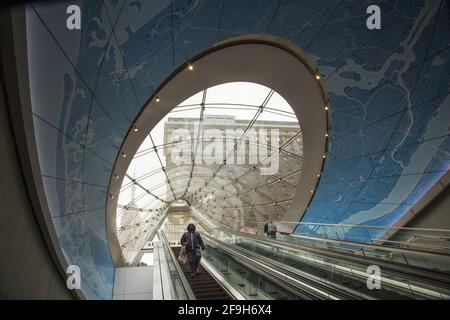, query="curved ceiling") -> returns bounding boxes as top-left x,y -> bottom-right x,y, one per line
24,0 -> 450,299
